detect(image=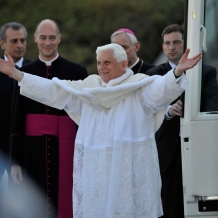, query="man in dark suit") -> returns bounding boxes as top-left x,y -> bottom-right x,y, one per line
0,22 -> 31,186
111,28 -> 154,74
146,24 -> 218,218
